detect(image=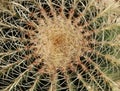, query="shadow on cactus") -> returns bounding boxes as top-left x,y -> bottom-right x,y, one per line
0,0 -> 120,91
